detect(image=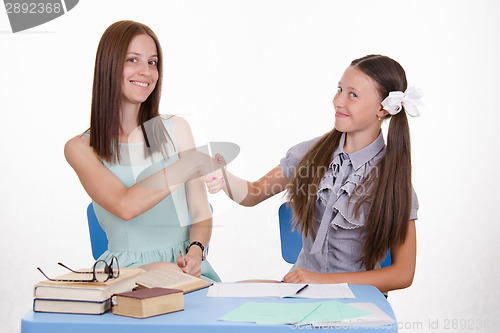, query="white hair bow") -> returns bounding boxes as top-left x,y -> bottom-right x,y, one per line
381,87 -> 423,117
